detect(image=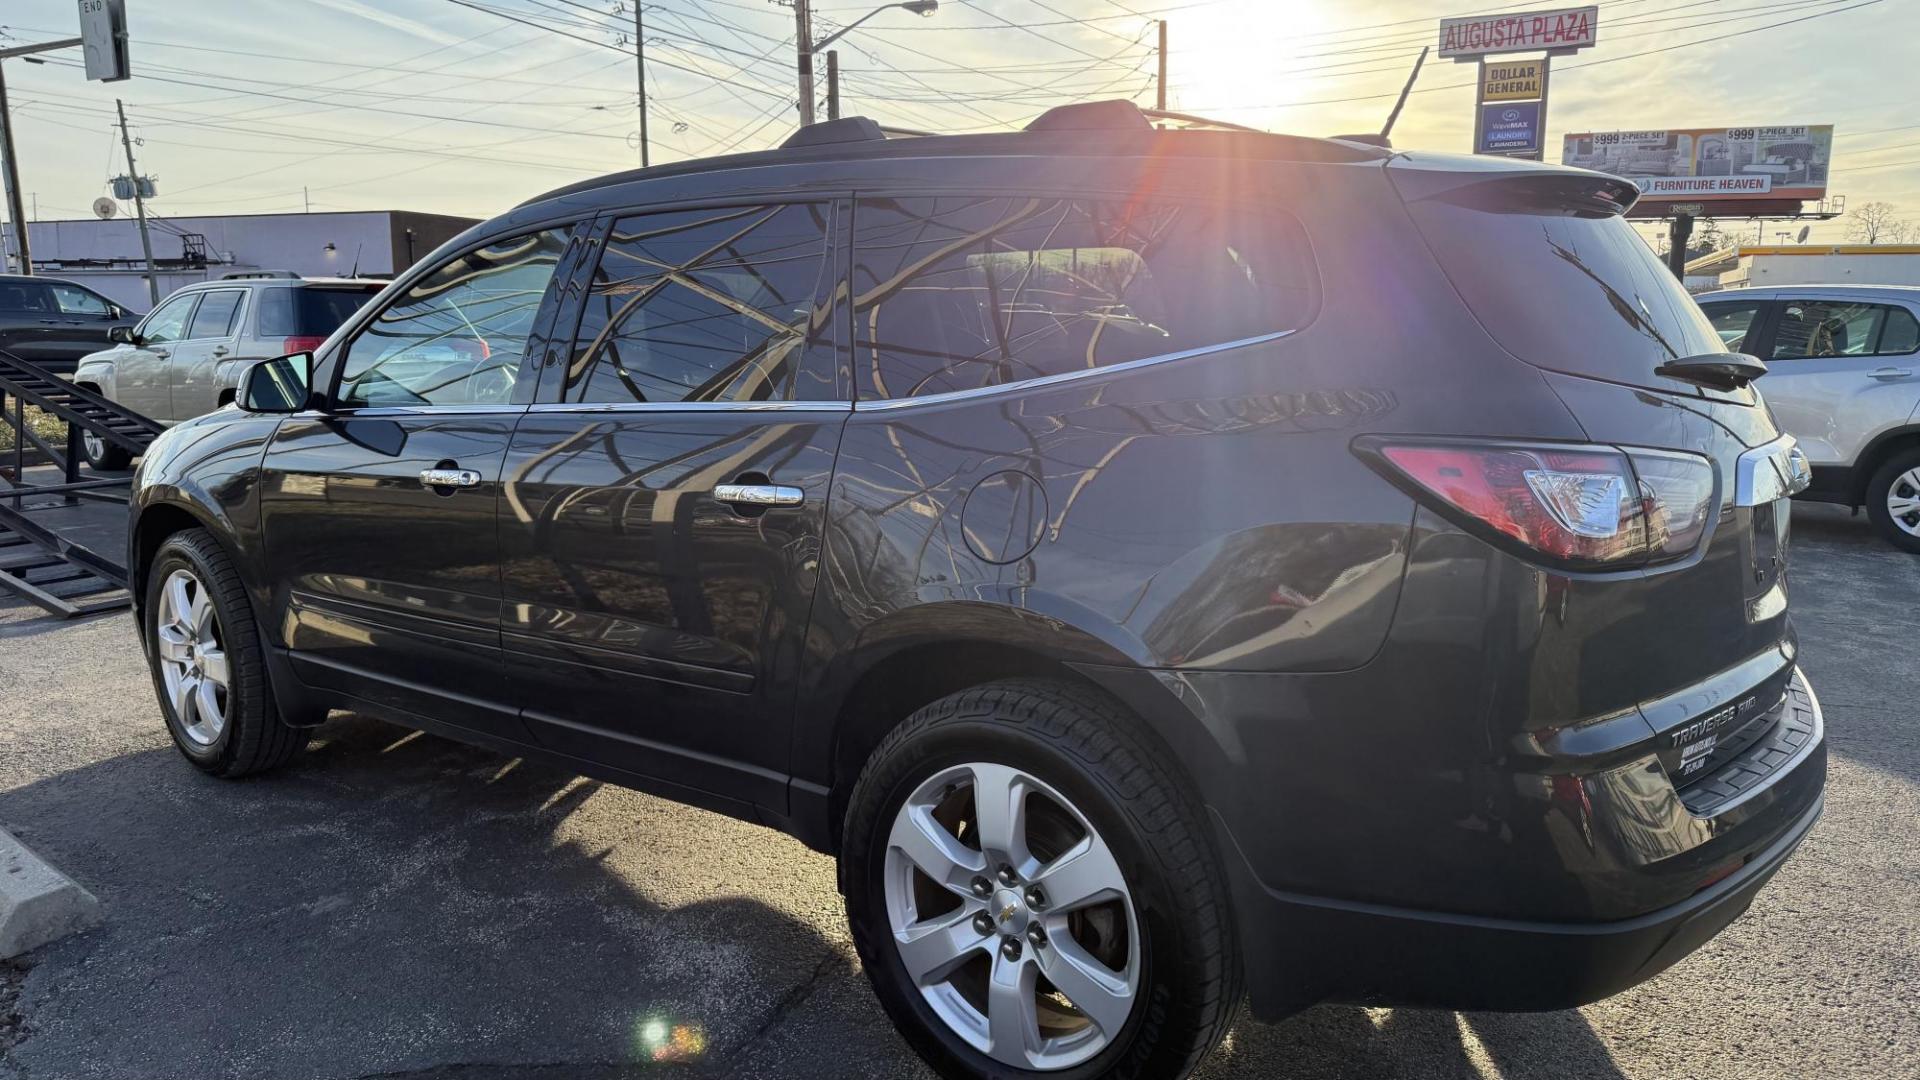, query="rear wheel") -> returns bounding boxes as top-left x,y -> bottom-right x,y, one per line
1865,448 -> 1920,553
842,679 -> 1240,1079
